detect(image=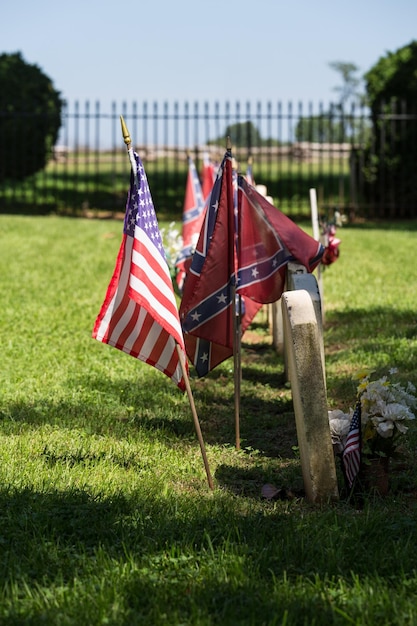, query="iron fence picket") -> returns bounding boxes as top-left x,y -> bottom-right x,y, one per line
1,100 -> 416,219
